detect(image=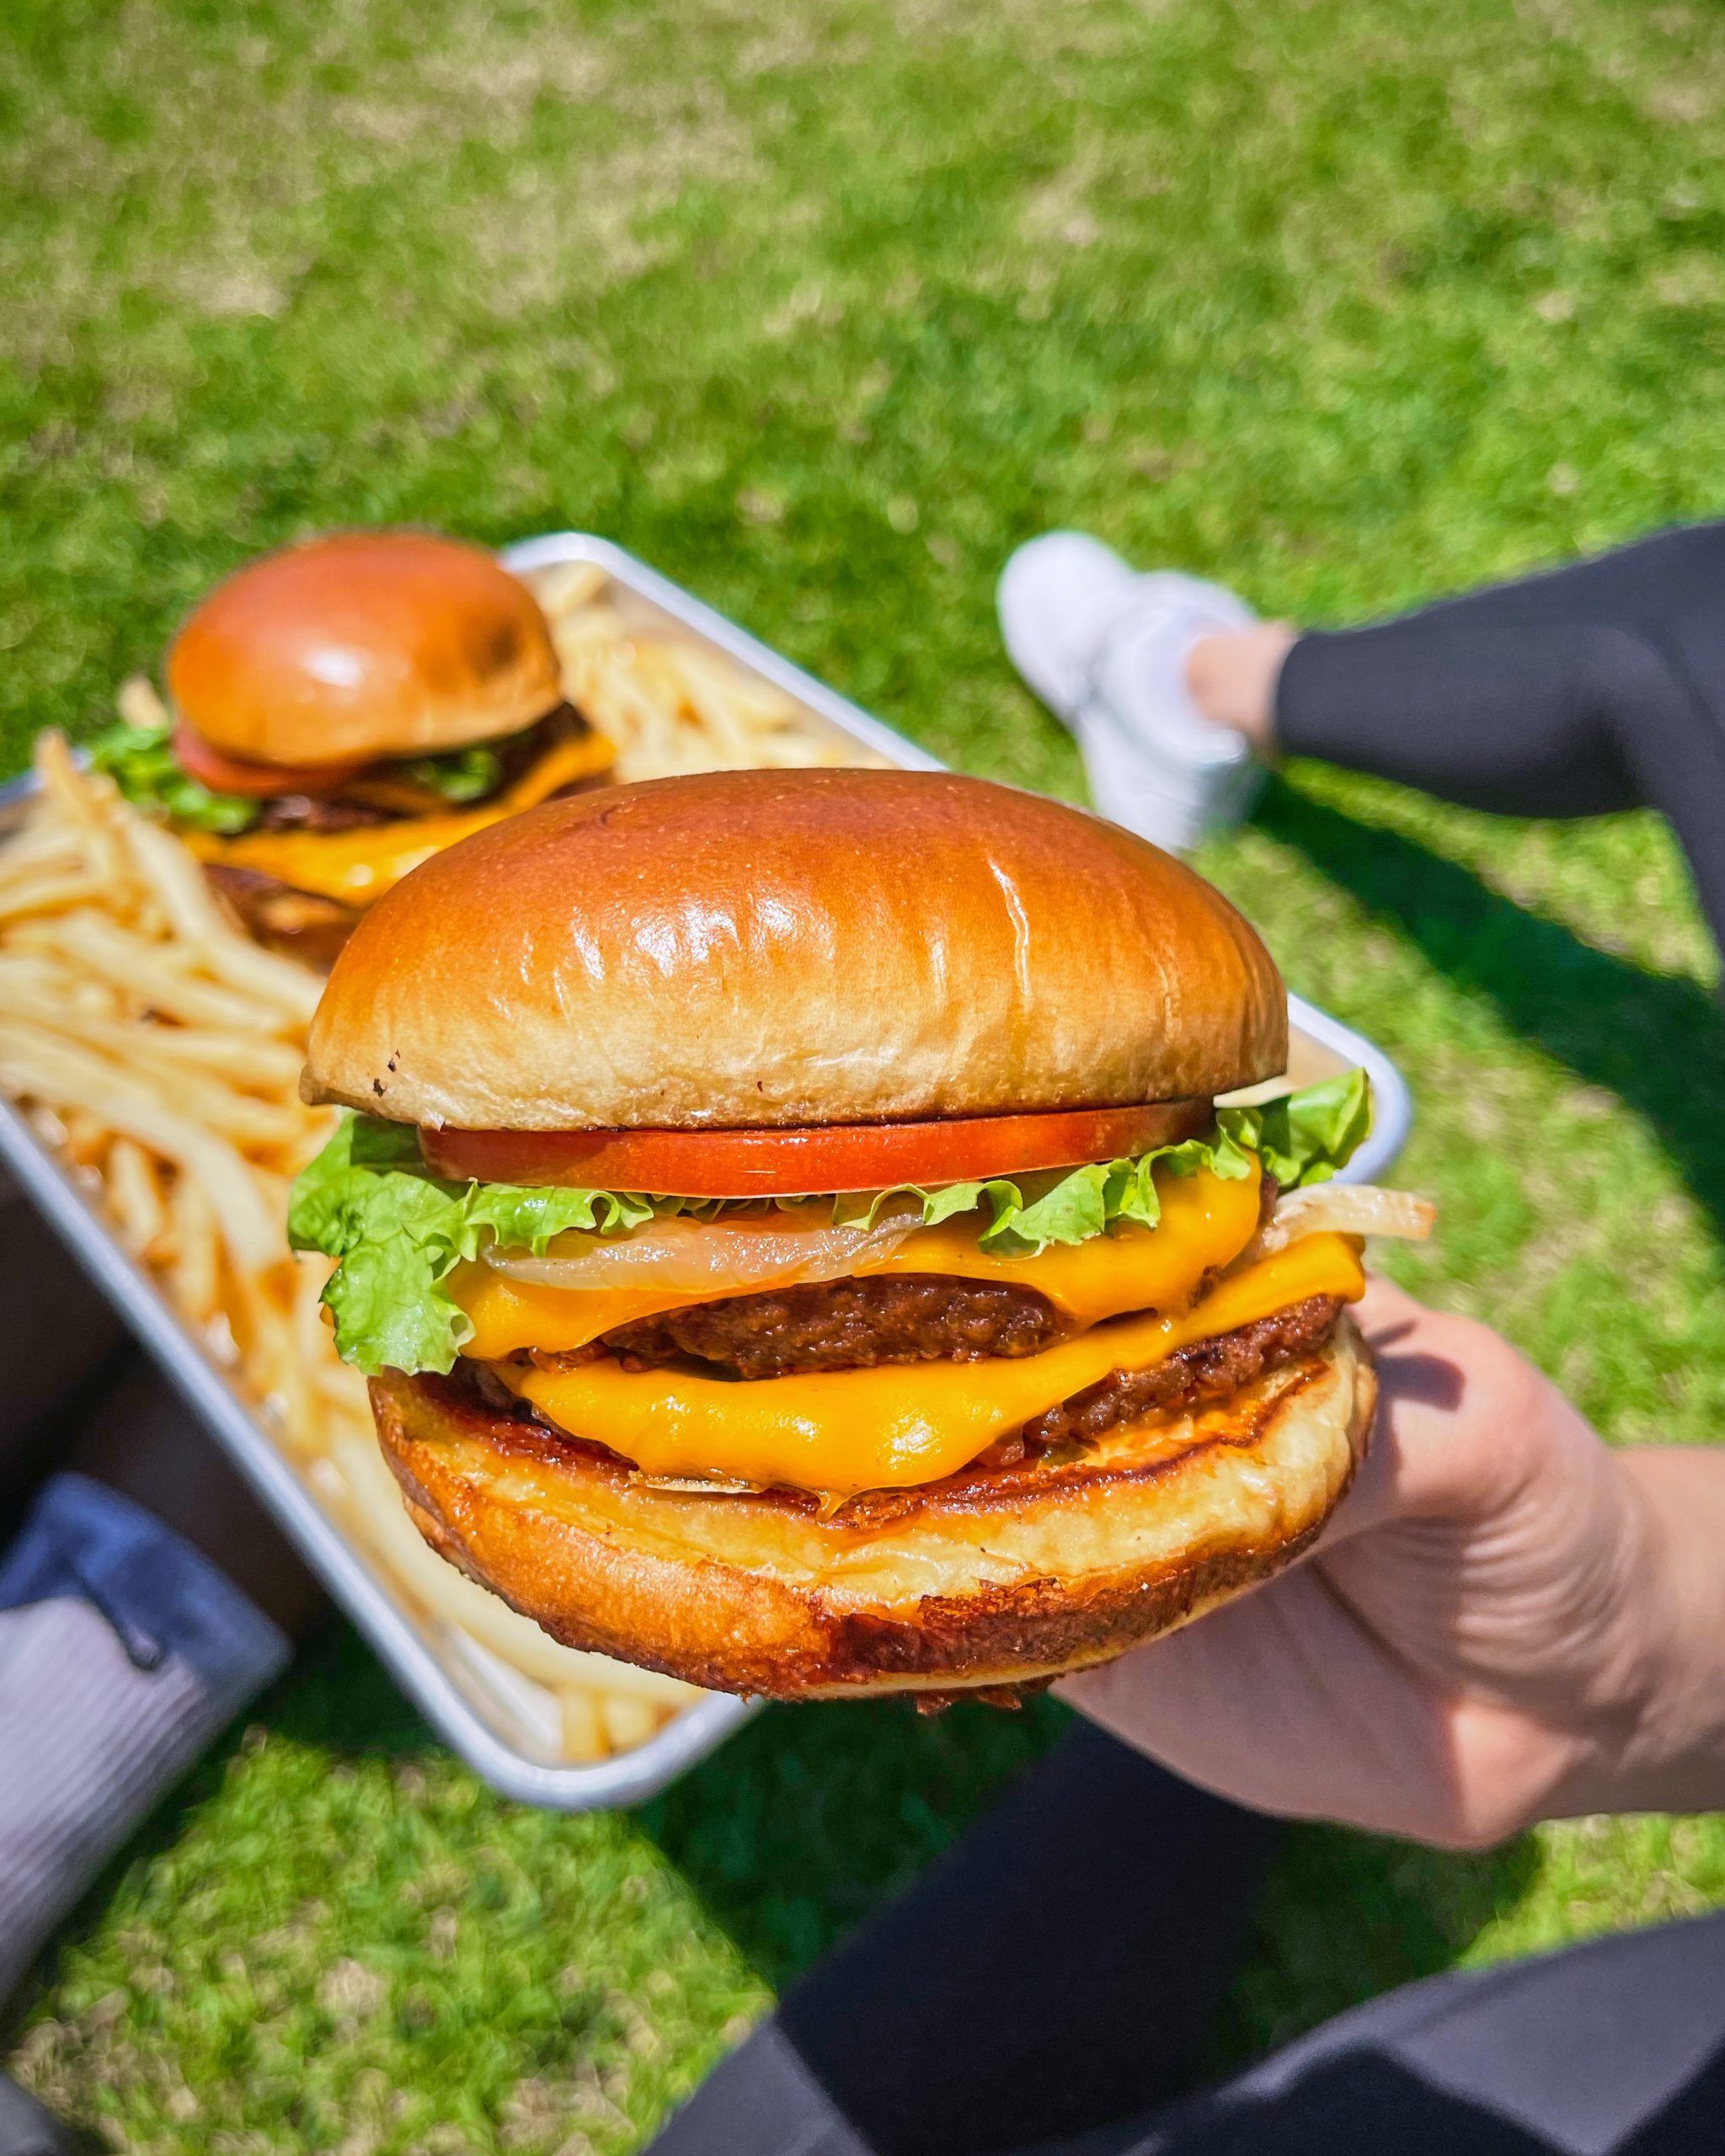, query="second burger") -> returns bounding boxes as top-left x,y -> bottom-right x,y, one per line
91,531 -> 614,963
